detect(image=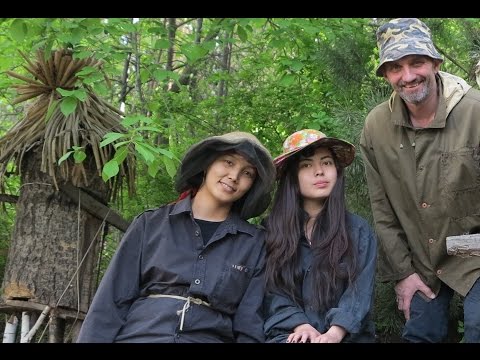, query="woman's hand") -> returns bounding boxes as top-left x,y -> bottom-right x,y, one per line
286,323 -> 321,343
311,325 -> 346,343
